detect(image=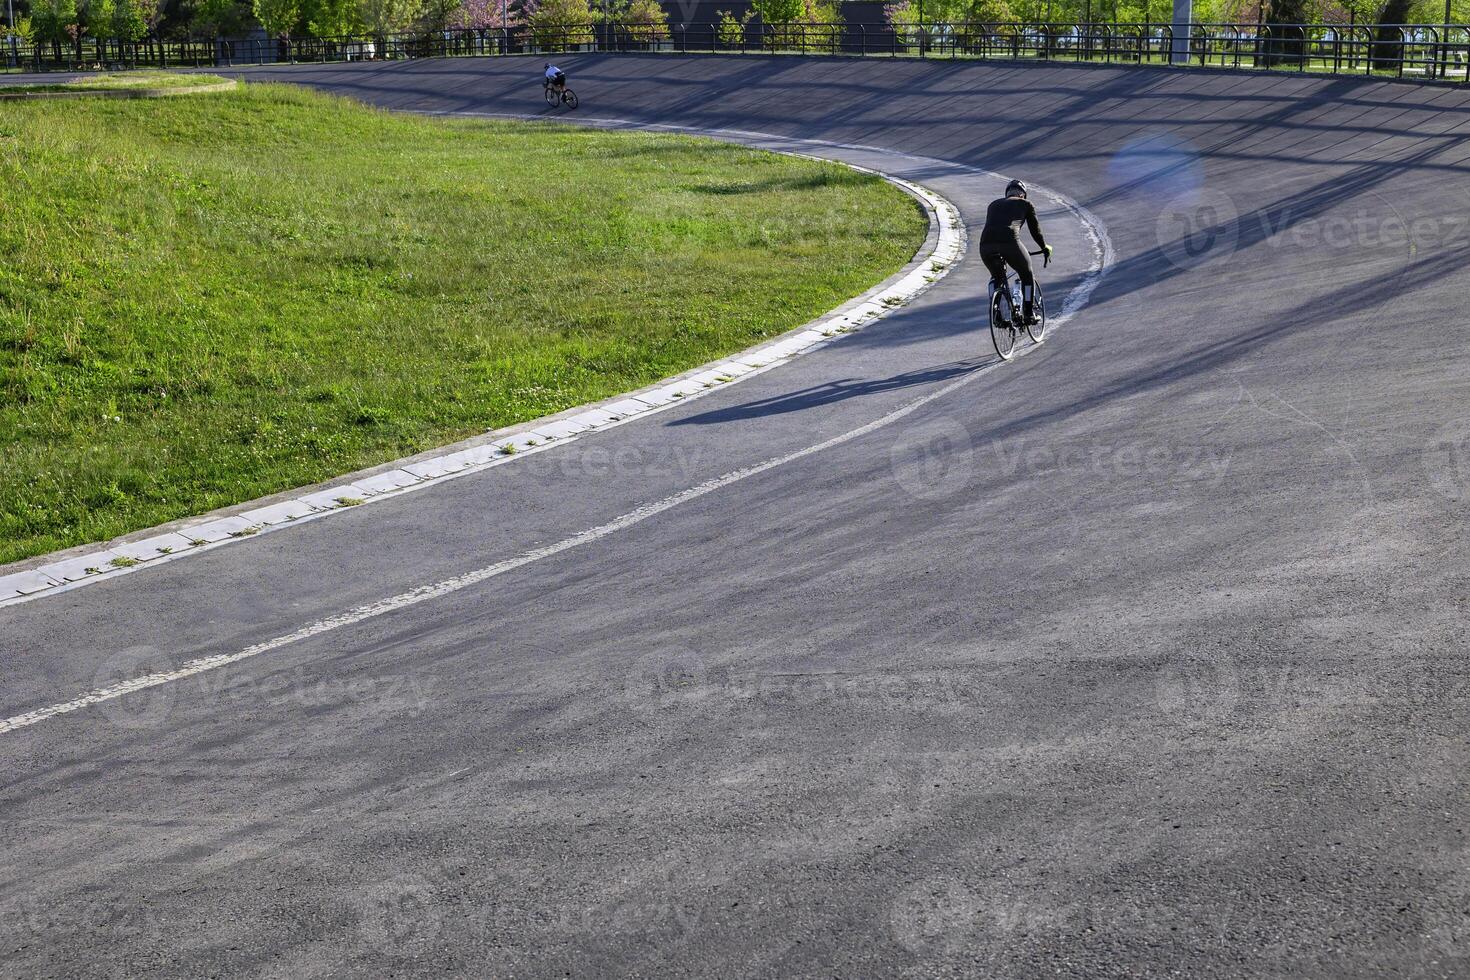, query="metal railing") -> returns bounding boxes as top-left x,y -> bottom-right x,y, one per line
4,21 -> 1467,83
